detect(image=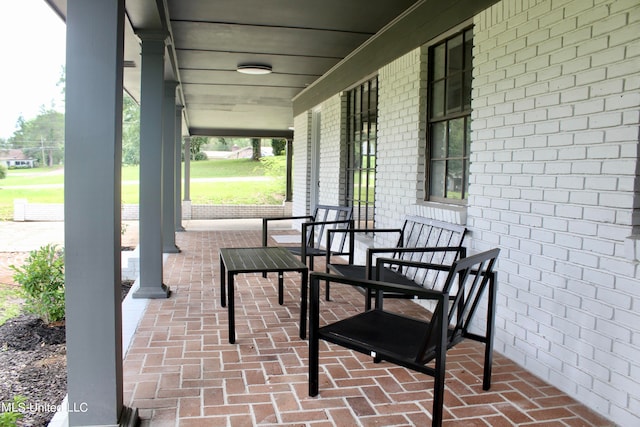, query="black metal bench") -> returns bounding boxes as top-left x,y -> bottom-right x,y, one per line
326,216 -> 467,307
262,204 -> 353,272
309,248 -> 500,427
